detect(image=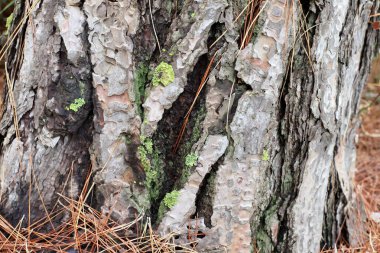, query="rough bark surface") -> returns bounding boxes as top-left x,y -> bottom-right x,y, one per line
0,0 -> 93,225
0,0 -> 379,252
